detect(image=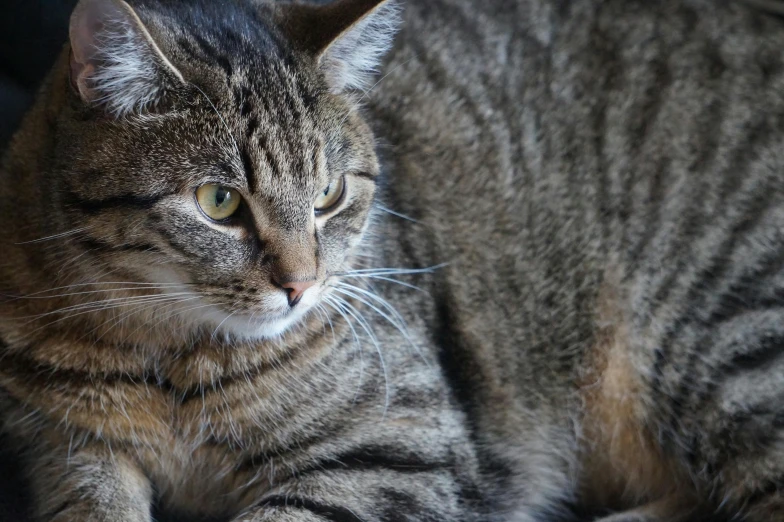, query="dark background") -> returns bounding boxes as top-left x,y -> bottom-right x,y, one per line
0,0 -> 77,150
0,2 -> 78,518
